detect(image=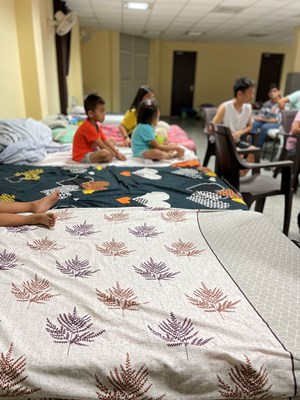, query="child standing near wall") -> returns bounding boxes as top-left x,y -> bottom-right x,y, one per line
131,99 -> 184,160
72,94 -> 126,163
0,190 -> 59,228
